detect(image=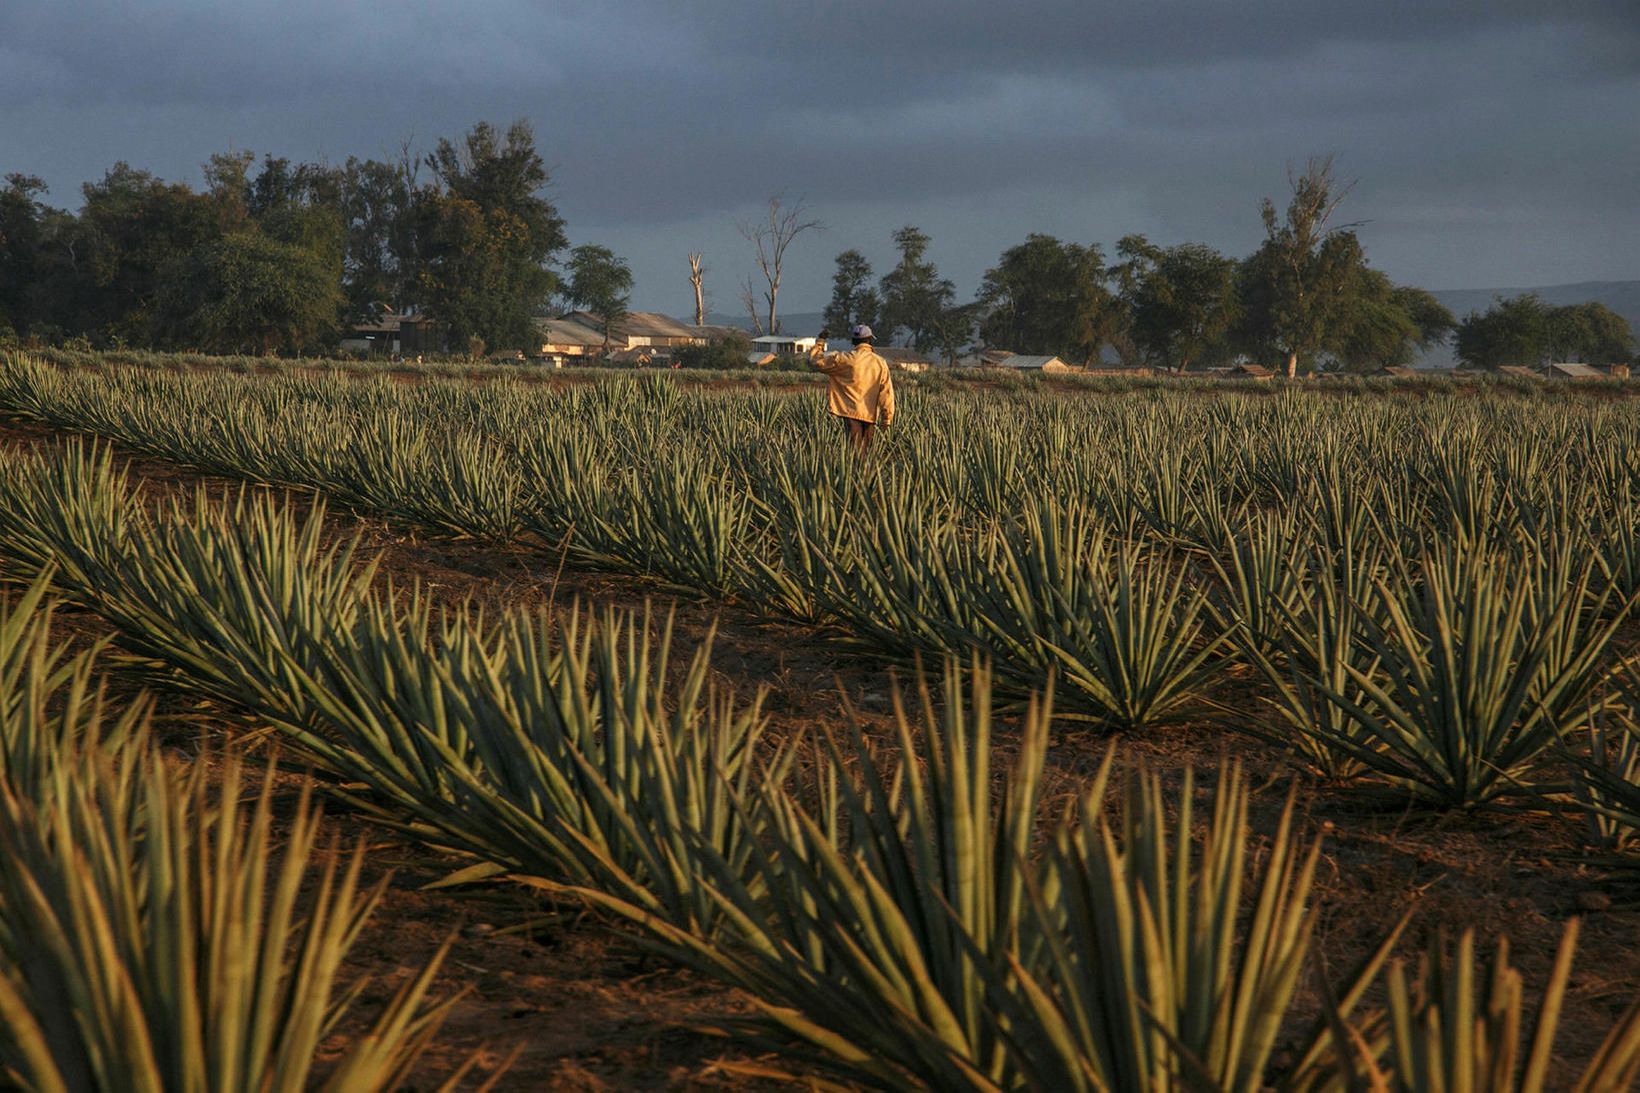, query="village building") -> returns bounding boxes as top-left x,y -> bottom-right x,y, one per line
1542,361 -> 1605,381
1495,365 -> 1539,379
751,334 -> 820,357
535,317 -> 608,361
396,316 -> 447,356
1374,365 -> 1418,377
340,310 -> 446,356
955,348 -> 1015,369
339,315 -> 403,356
874,346 -> 936,373
535,311 -> 726,361
605,346 -> 660,367
564,311 -> 710,349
